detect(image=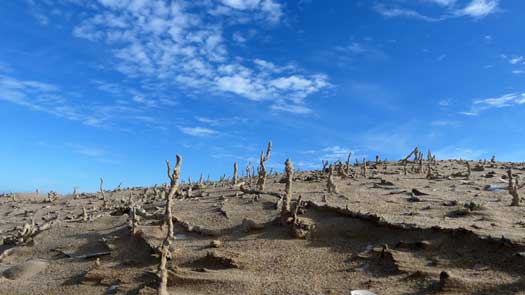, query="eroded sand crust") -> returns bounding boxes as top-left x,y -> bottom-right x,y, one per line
1,159 -> 525,294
